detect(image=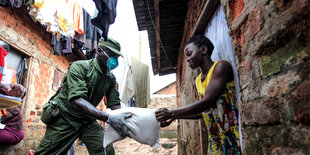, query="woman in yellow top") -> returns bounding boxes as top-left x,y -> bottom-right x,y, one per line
155,35 -> 241,154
